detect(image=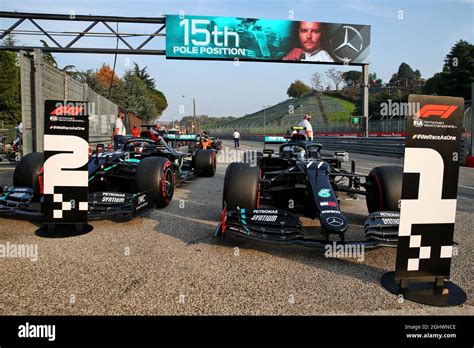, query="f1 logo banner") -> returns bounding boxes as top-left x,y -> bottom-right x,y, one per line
43,100 -> 89,224
395,95 -> 464,280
